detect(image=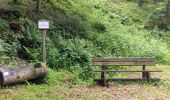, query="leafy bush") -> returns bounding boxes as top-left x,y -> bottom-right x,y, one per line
12,25 -> 42,60
4,42 -> 20,58
0,19 -> 9,32
47,37 -> 95,80
92,22 -> 106,33
20,25 -> 41,48
0,39 -> 10,63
